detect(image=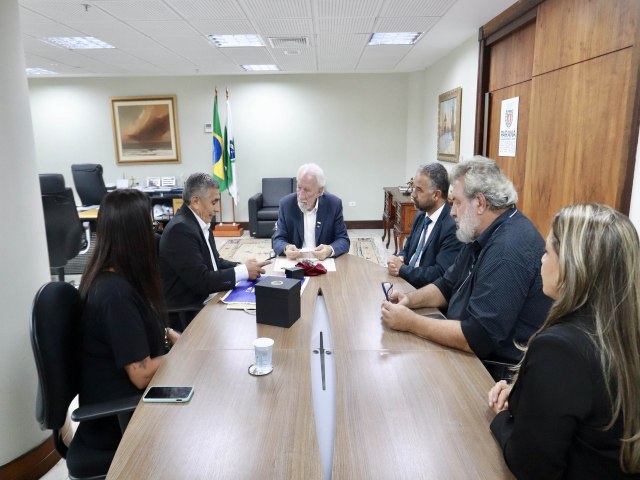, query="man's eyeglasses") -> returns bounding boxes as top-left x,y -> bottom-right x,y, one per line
381,282 -> 393,301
